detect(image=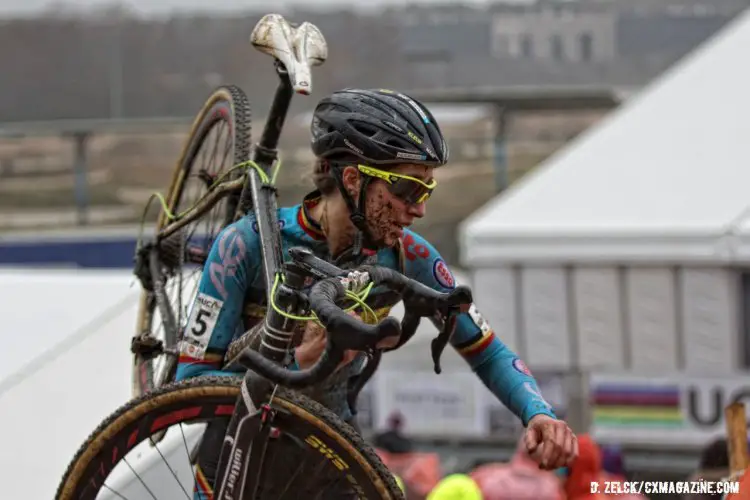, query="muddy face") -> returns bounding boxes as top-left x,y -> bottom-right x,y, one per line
365,186 -> 401,247
363,164 -> 433,248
